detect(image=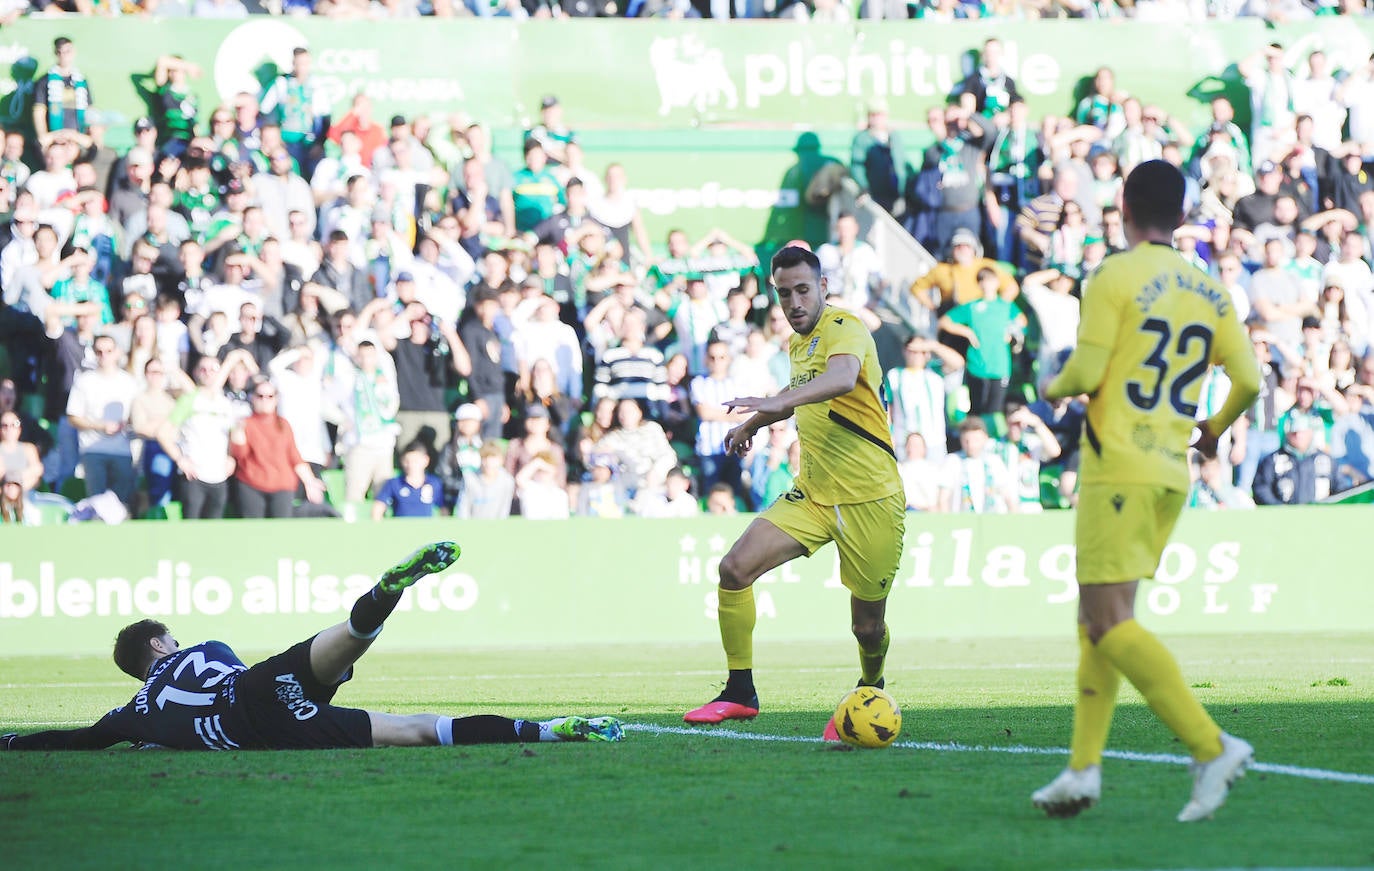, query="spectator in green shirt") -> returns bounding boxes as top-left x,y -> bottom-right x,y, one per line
938,267 -> 1028,416
511,139 -> 565,234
